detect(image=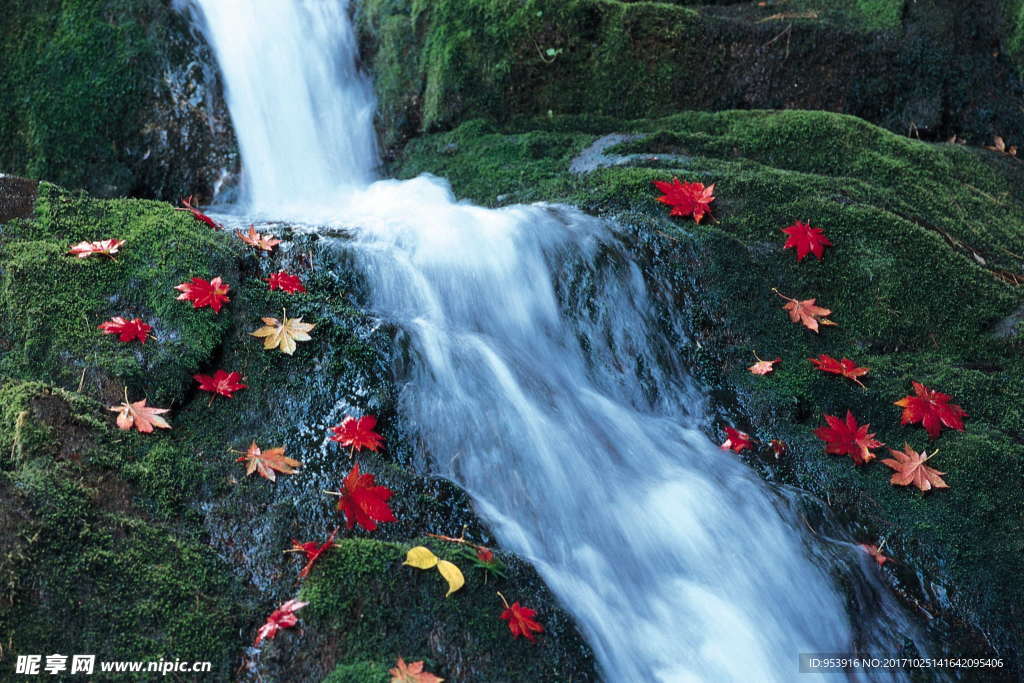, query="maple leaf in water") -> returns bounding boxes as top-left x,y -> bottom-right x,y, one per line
748,352 -> 780,376
254,598 -> 307,646
720,426 -> 753,453
881,443 -> 949,492
653,177 -> 716,223
774,289 -> 835,333
175,276 -> 231,313
809,354 -> 869,387
500,600 -> 543,642
175,195 -> 222,230
67,238 -> 125,259
390,657 -> 444,683
236,441 -> 301,481
250,314 -> 315,355
333,462 -> 396,532
814,411 -> 883,465
290,528 -> 338,579
108,397 -> 171,433
781,220 -> 833,261
329,415 -> 385,453
893,381 -> 967,439
194,369 -> 247,399
236,224 -> 282,252
267,270 -> 306,294
858,544 -> 890,566
98,316 -> 152,343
